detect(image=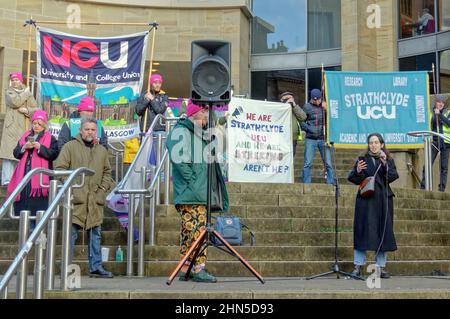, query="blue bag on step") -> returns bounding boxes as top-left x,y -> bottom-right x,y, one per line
212,215 -> 255,246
